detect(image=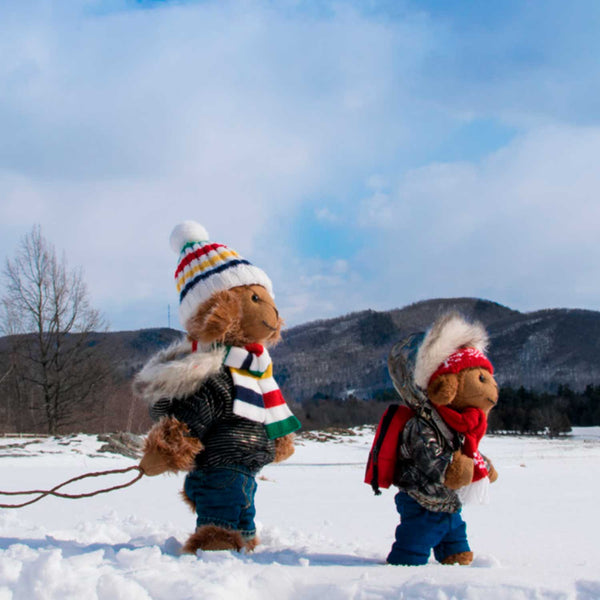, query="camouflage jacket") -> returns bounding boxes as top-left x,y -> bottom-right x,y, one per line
394,412 -> 462,513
